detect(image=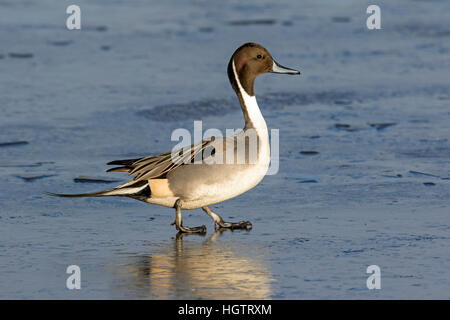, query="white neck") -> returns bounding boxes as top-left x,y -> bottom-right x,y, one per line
232,61 -> 267,132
